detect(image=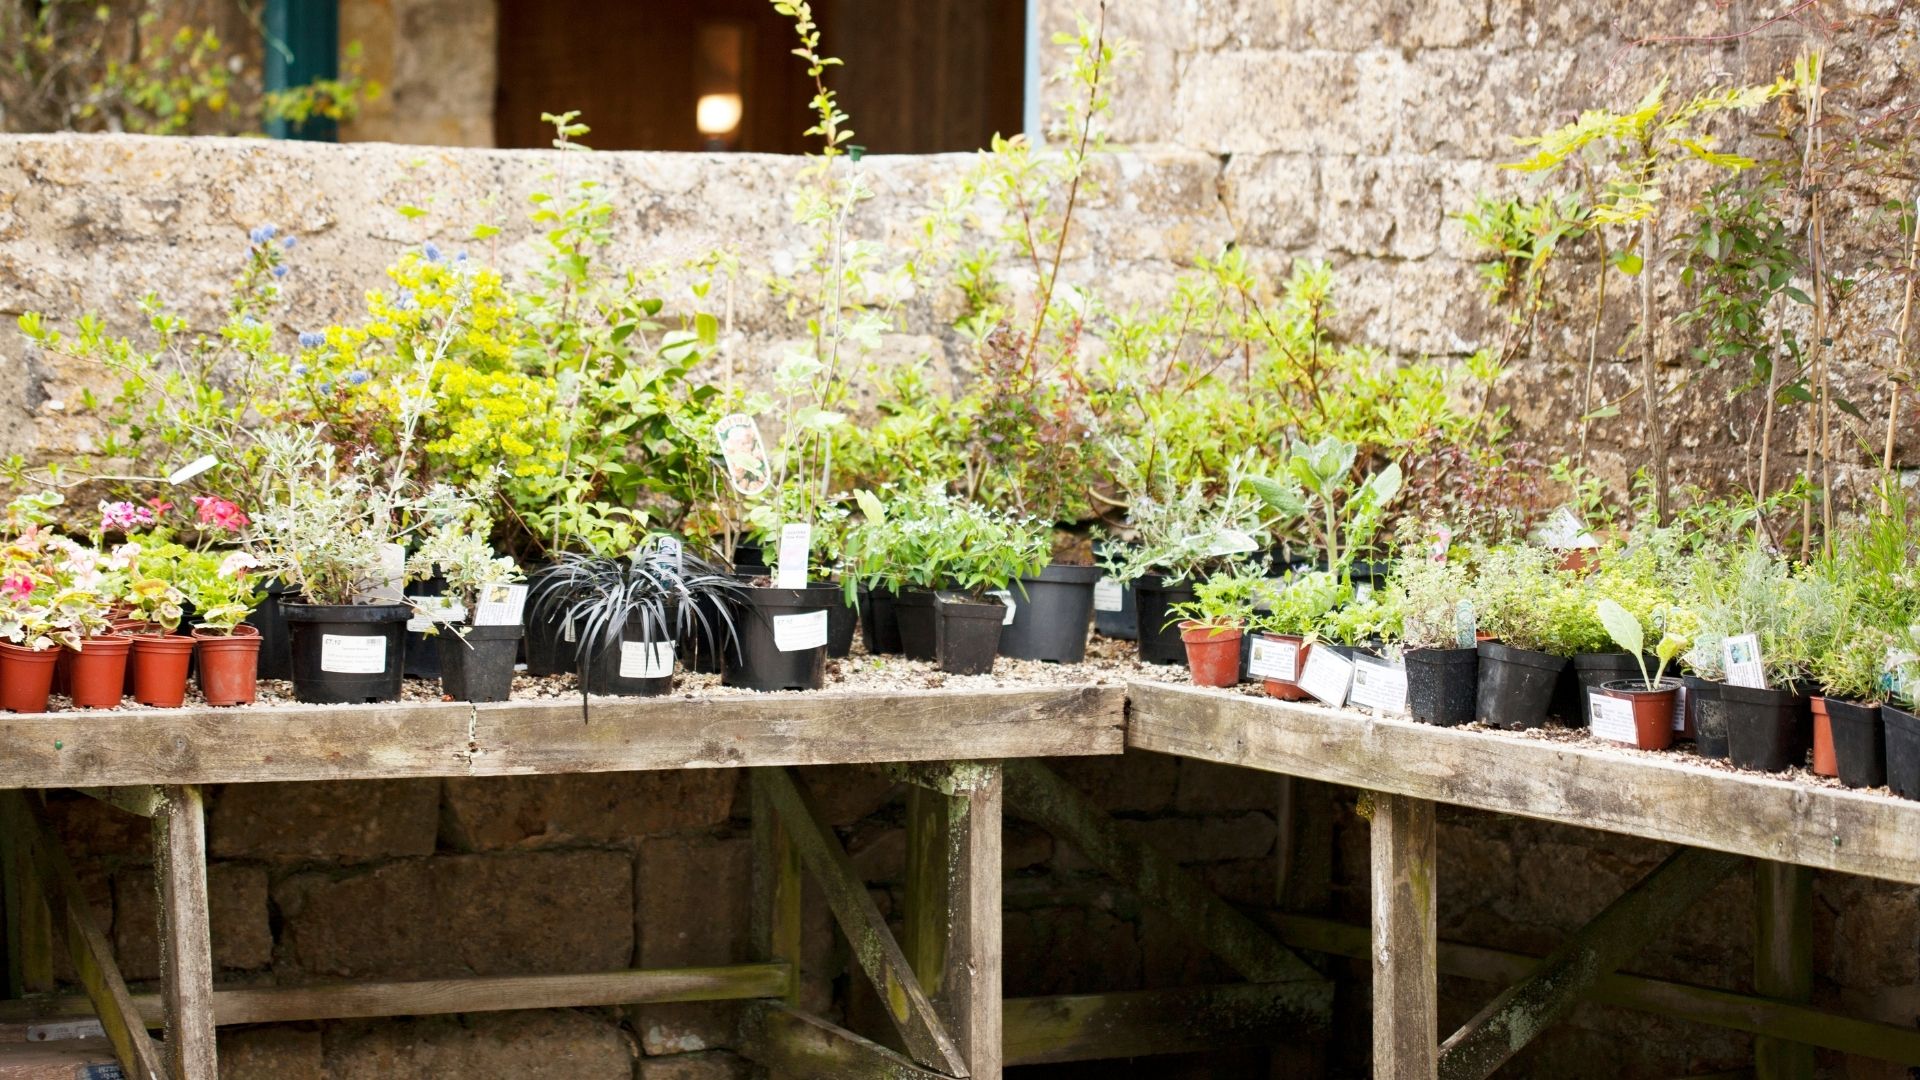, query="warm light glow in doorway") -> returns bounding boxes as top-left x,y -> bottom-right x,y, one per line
696,92 -> 743,136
